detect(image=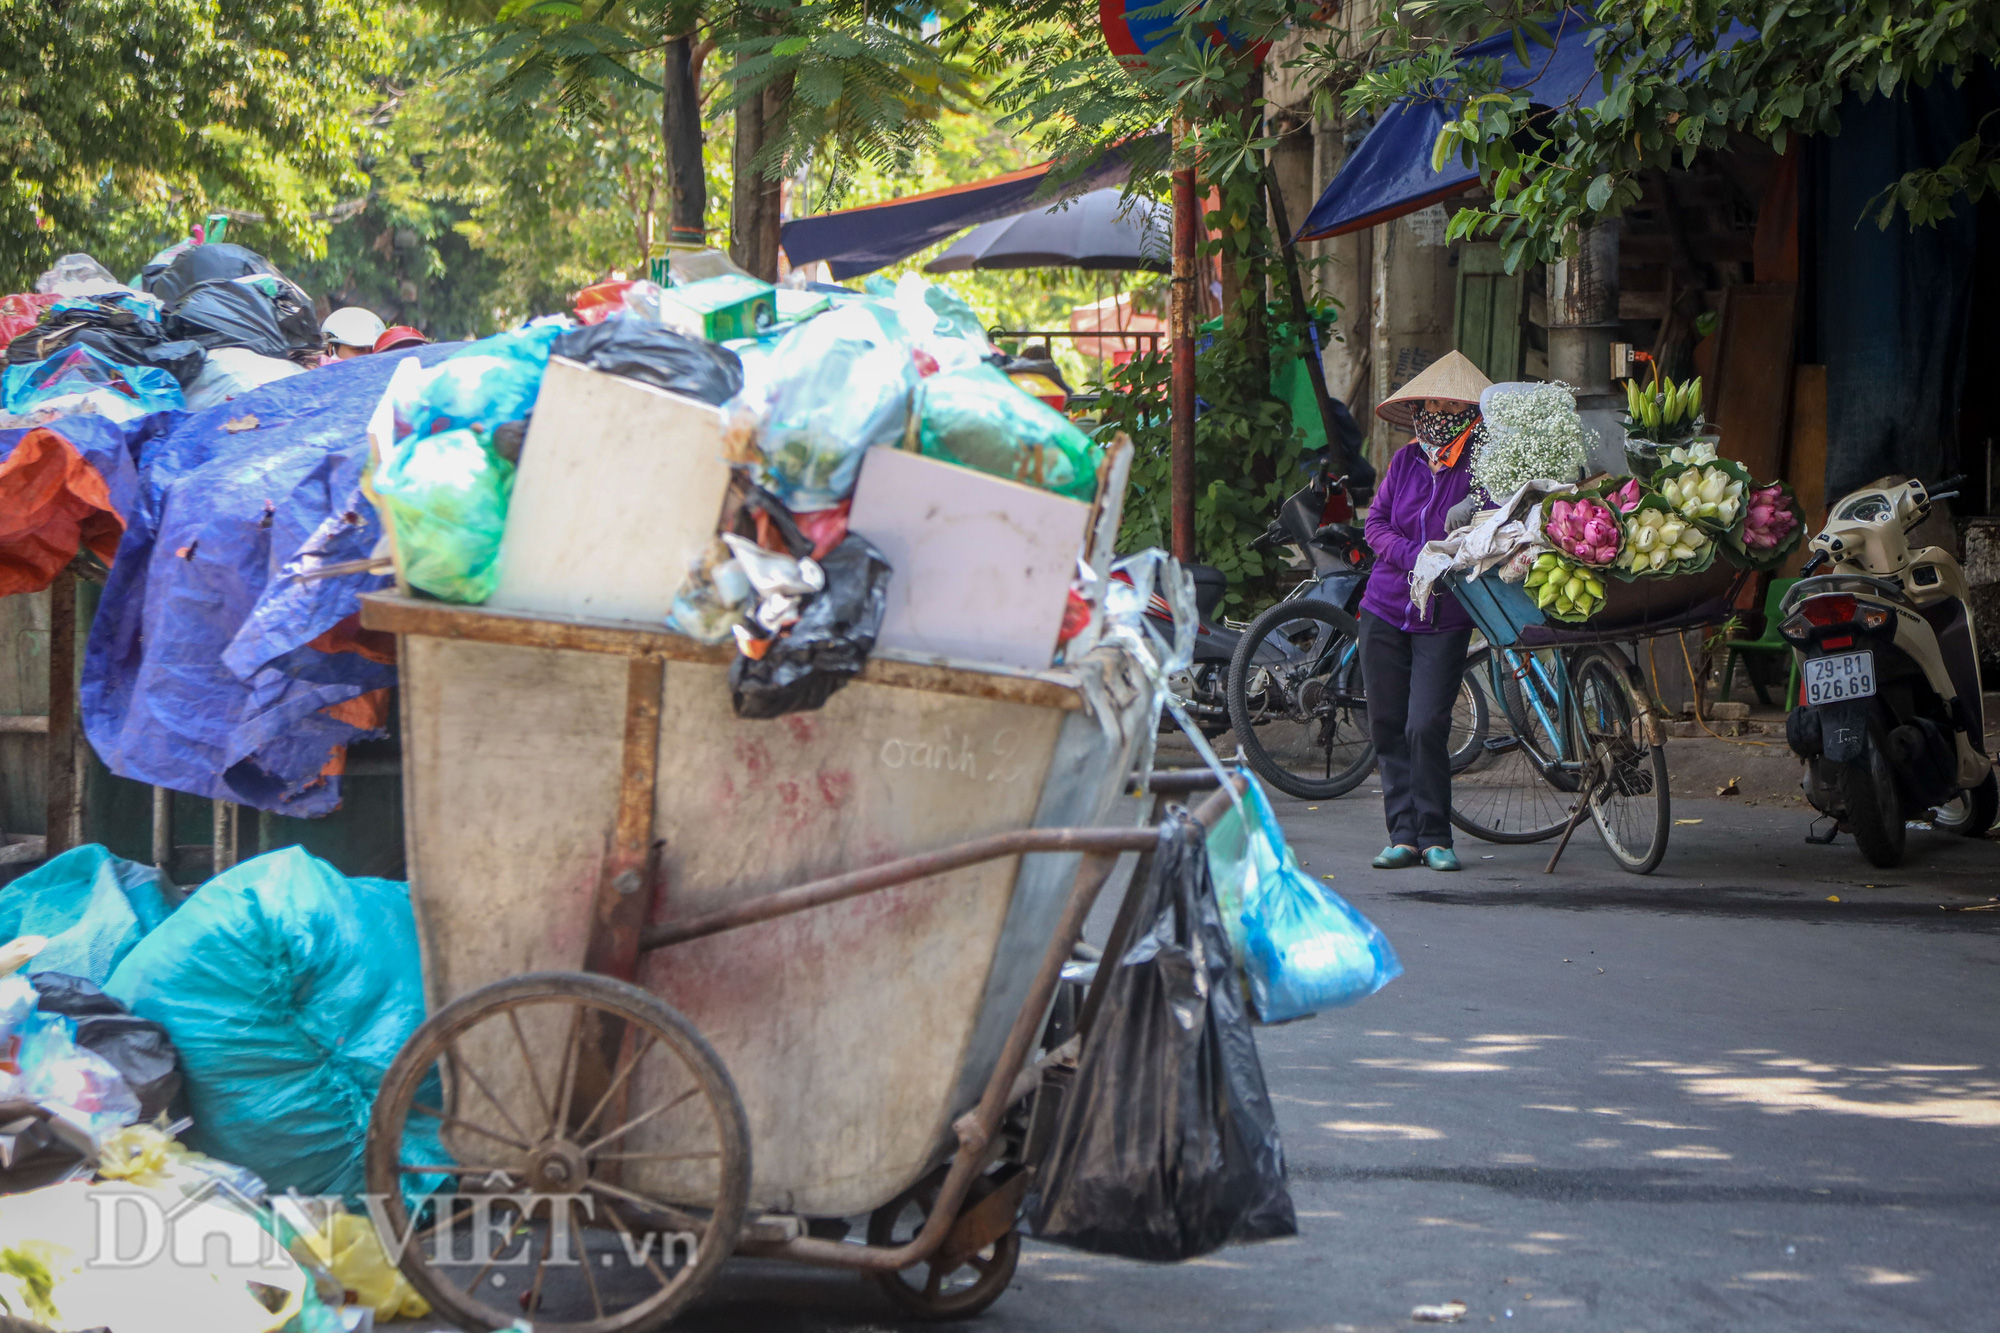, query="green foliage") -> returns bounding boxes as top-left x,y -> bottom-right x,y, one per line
0,0 -> 394,288
1336,0 -> 2000,270
720,0 -> 981,202
1098,324 -> 1309,606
